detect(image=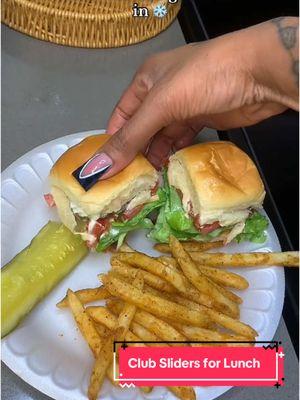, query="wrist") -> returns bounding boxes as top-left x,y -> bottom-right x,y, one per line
249,18 -> 299,110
